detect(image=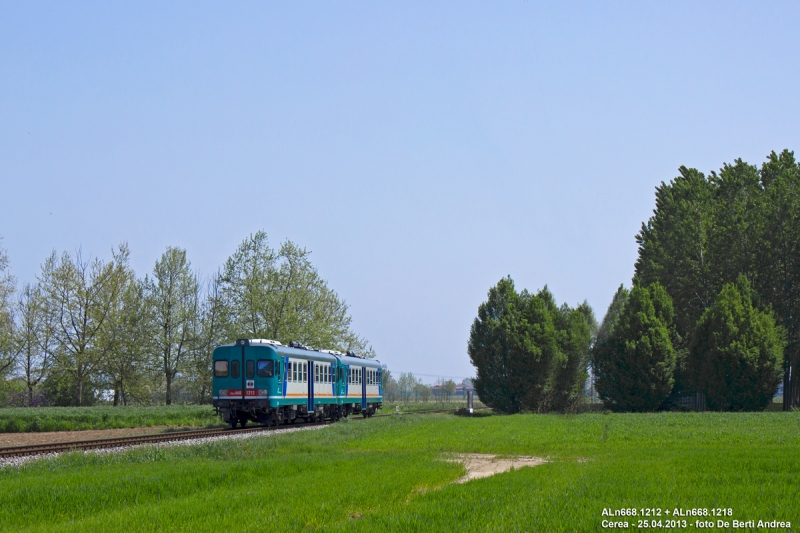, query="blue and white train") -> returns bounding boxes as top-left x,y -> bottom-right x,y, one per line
212,339 -> 383,427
